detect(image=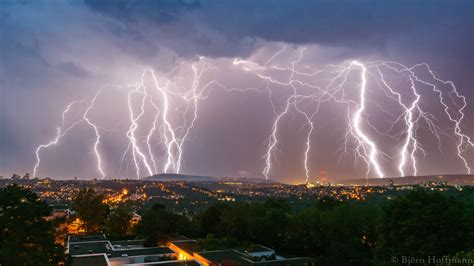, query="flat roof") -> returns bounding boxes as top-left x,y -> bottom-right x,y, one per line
69,241 -> 111,256
69,234 -> 107,243
196,250 -> 315,265
70,254 -> 109,266
240,244 -> 274,253
110,239 -> 146,248
109,247 -> 174,258
141,261 -> 200,265
68,235 -> 175,258
252,257 -> 316,265
69,240 -> 173,258
196,250 -> 253,265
